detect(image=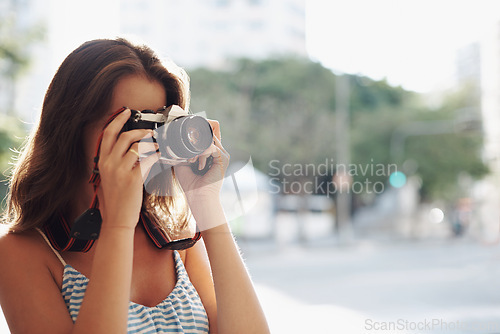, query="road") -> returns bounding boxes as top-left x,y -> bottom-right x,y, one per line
242,234 -> 500,333
1,214 -> 500,334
